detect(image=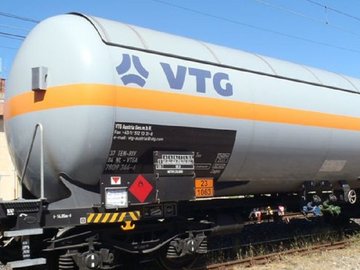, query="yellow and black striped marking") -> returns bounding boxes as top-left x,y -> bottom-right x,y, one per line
86,211 -> 141,230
